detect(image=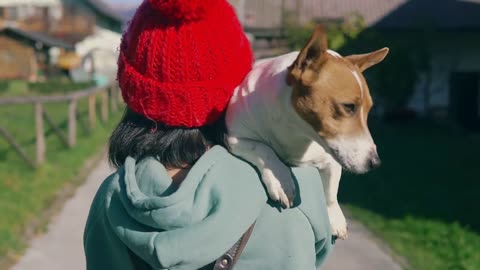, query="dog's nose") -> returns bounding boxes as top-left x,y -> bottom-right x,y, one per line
368,152 -> 381,170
